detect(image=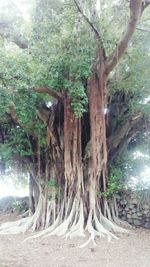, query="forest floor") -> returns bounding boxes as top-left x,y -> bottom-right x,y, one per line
0,213 -> 150,267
